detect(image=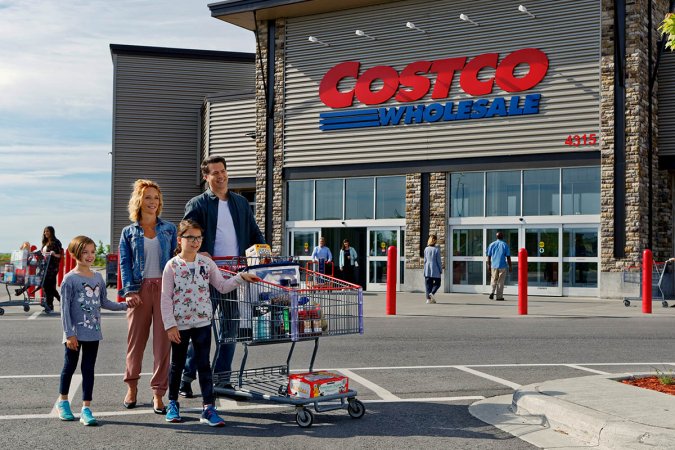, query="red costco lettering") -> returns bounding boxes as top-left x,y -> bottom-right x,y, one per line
319,48 -> 549,108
